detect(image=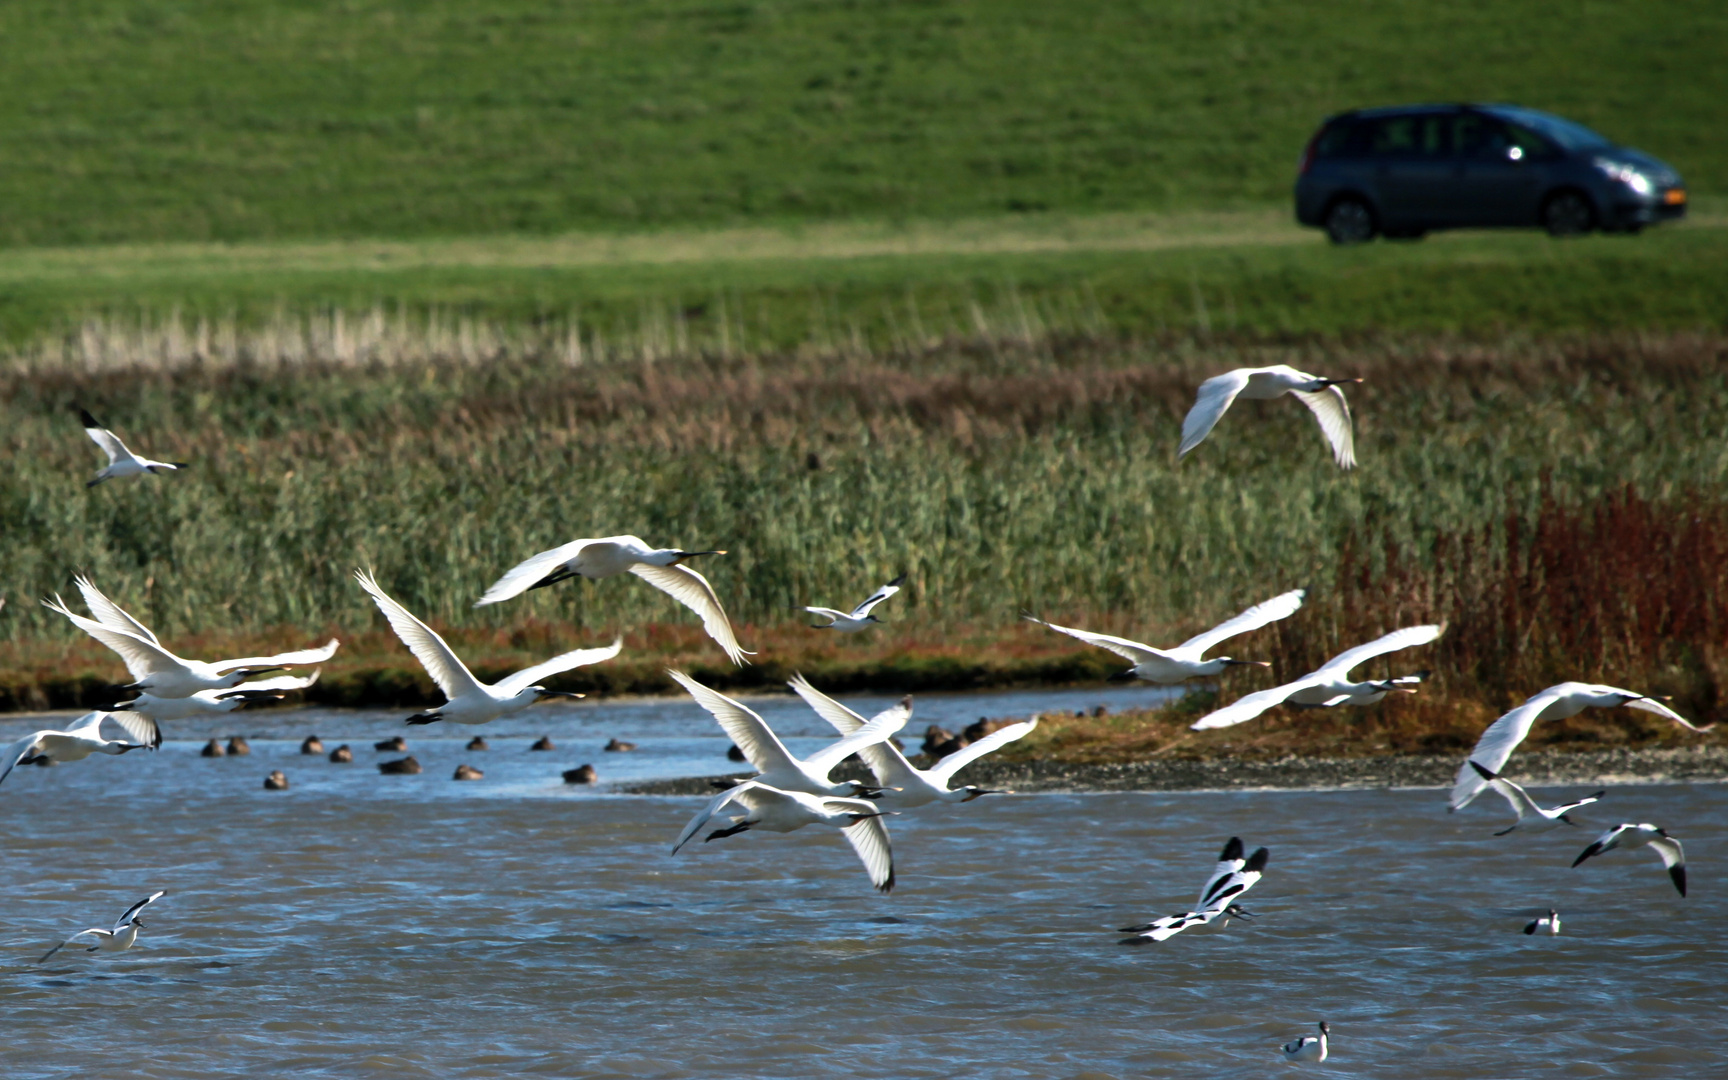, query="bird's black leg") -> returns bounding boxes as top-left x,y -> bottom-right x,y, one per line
705,822 -> 752,842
